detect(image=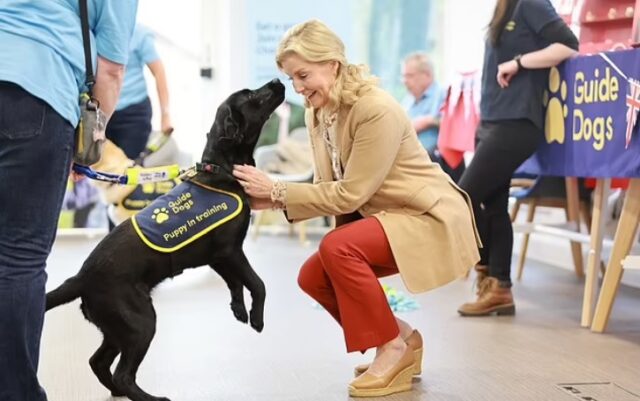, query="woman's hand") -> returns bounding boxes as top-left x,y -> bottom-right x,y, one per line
248,197 -> 277,210
496,60 -> 518,88
232,164 -> 274,199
